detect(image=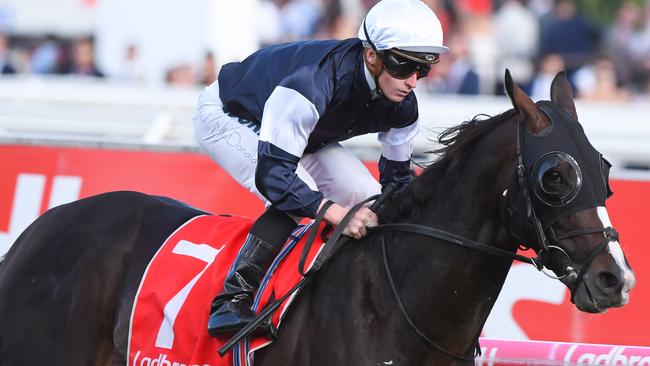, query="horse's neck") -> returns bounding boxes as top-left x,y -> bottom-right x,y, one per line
370,119 -> 520,357
384,118 -> 518,250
